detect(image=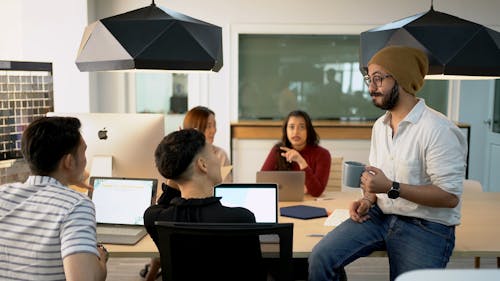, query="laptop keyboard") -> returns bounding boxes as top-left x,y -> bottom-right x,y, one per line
97,226 -> 143,236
